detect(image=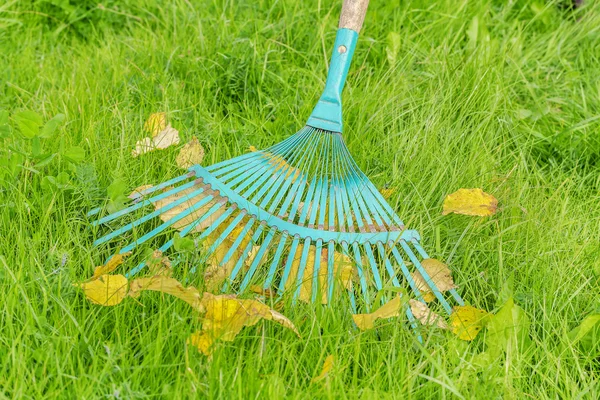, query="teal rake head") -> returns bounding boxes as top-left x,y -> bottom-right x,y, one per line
89,0 -> 464,339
